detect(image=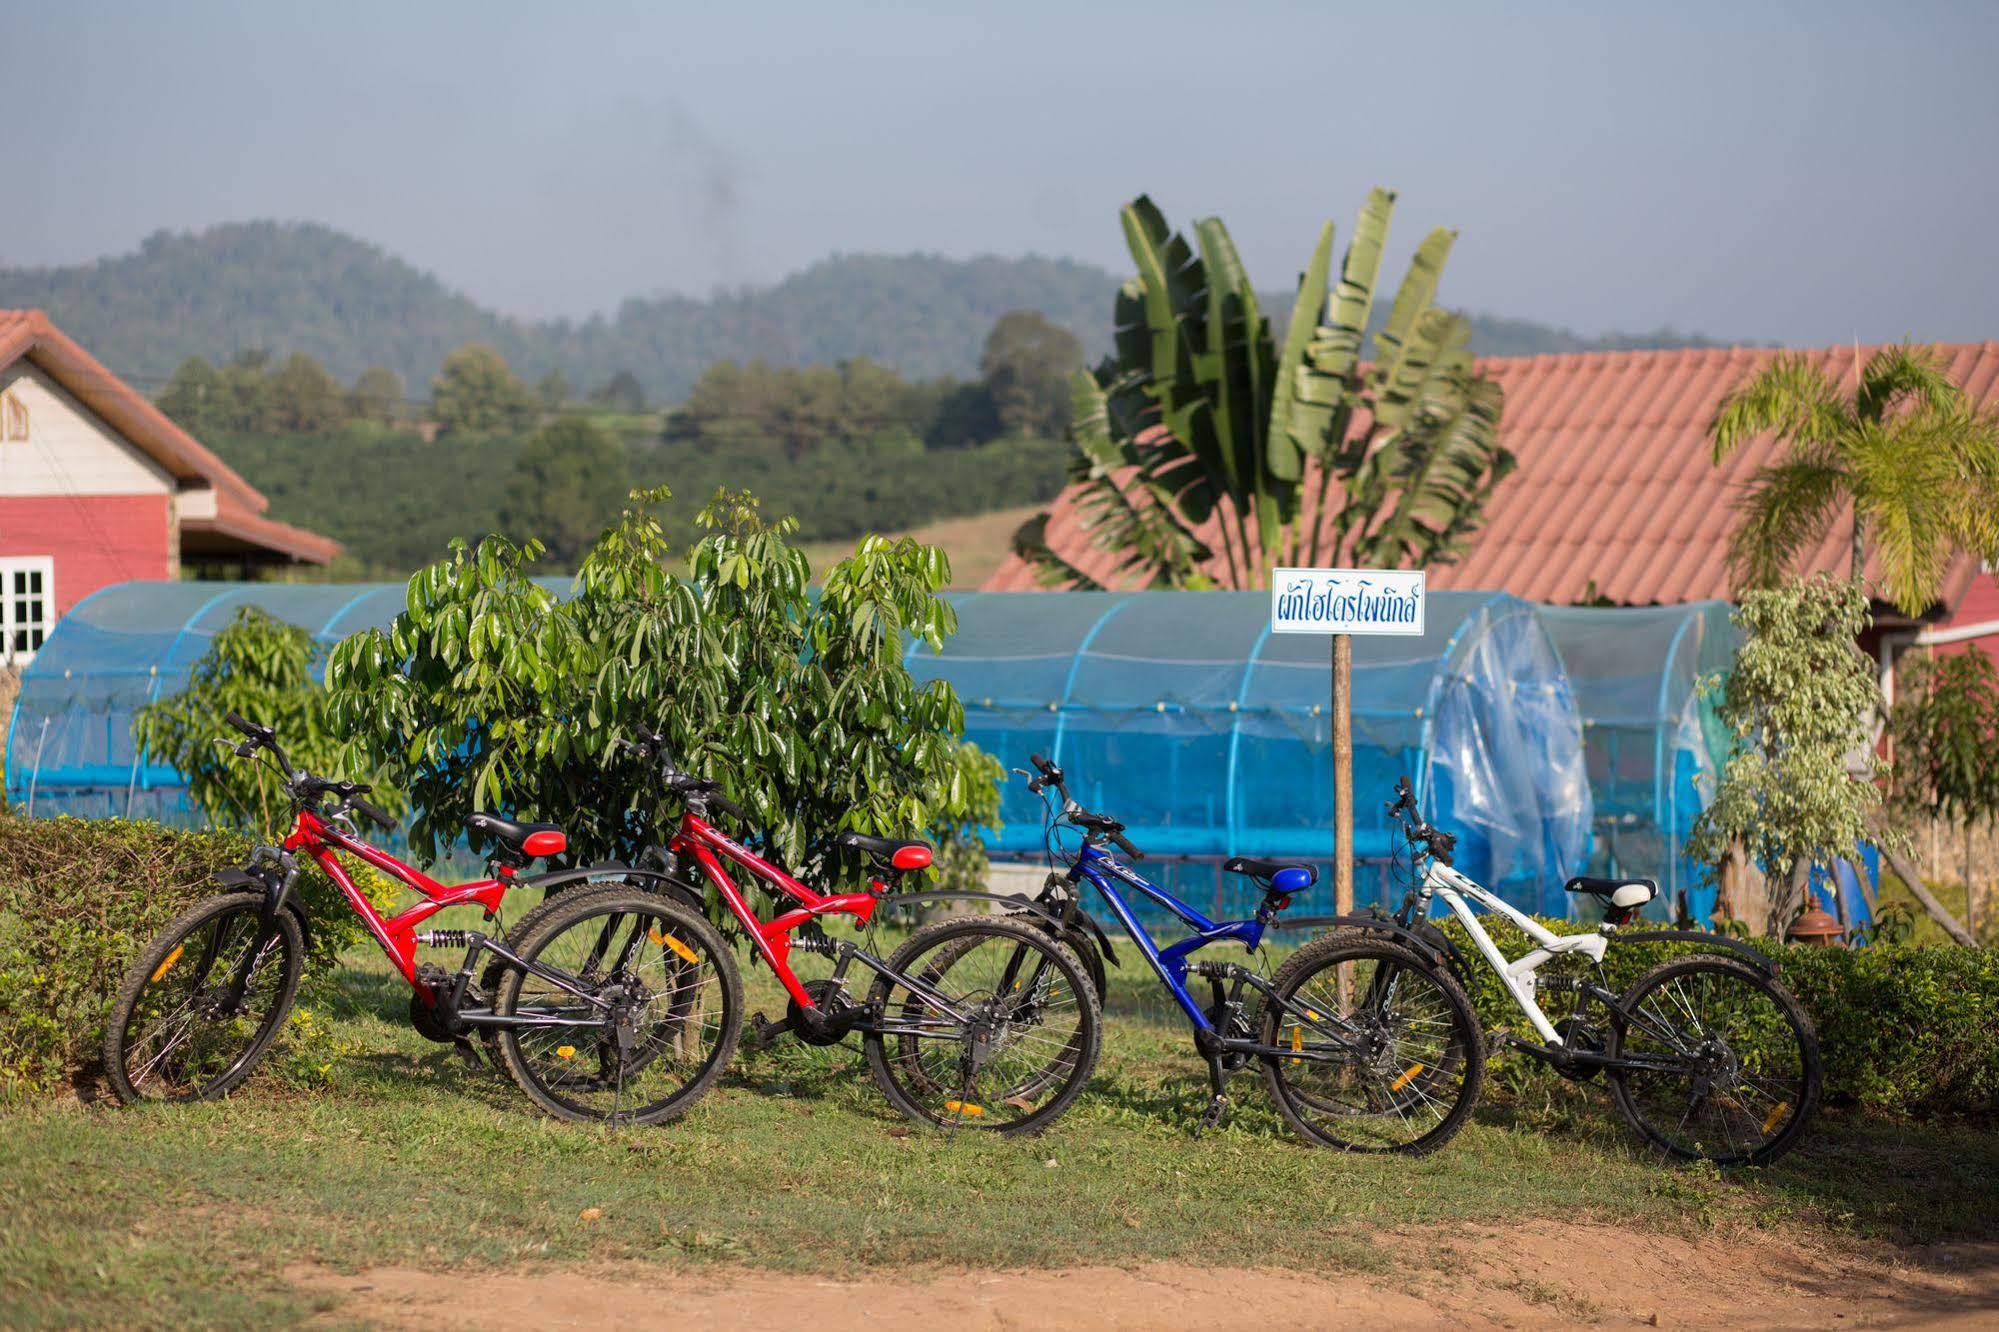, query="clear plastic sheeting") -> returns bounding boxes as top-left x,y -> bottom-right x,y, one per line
908,591 -> 1593,917
4,578 -> 572,827
1537,601 -> 1737,921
